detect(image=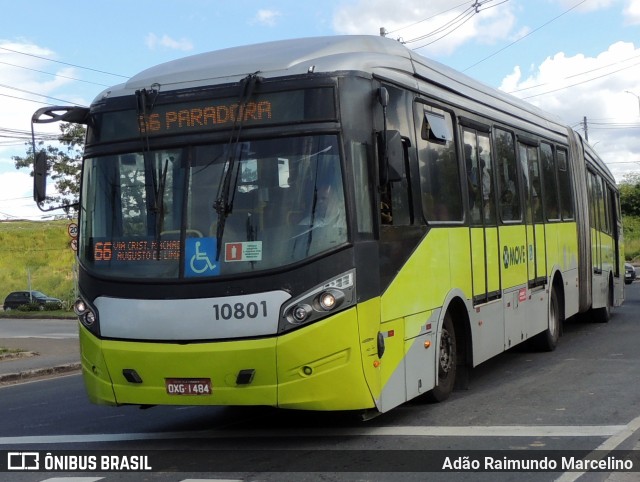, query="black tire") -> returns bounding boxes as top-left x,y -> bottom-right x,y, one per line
532,288 -> 561,352
425,311 -> 457,402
